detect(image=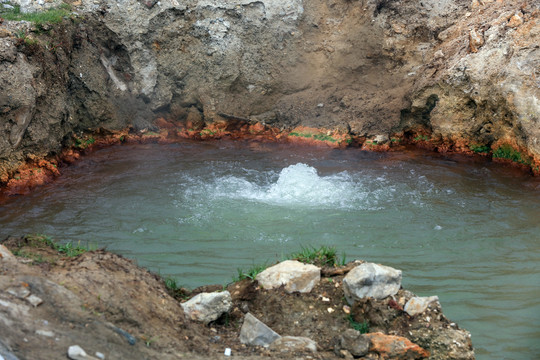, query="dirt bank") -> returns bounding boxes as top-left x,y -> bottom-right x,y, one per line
1,0 -> 539,187
0,236 -> 474,359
